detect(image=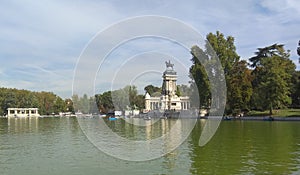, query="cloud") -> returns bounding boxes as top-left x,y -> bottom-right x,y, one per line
0,0 -> 299,98
0,0 -> 123,97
